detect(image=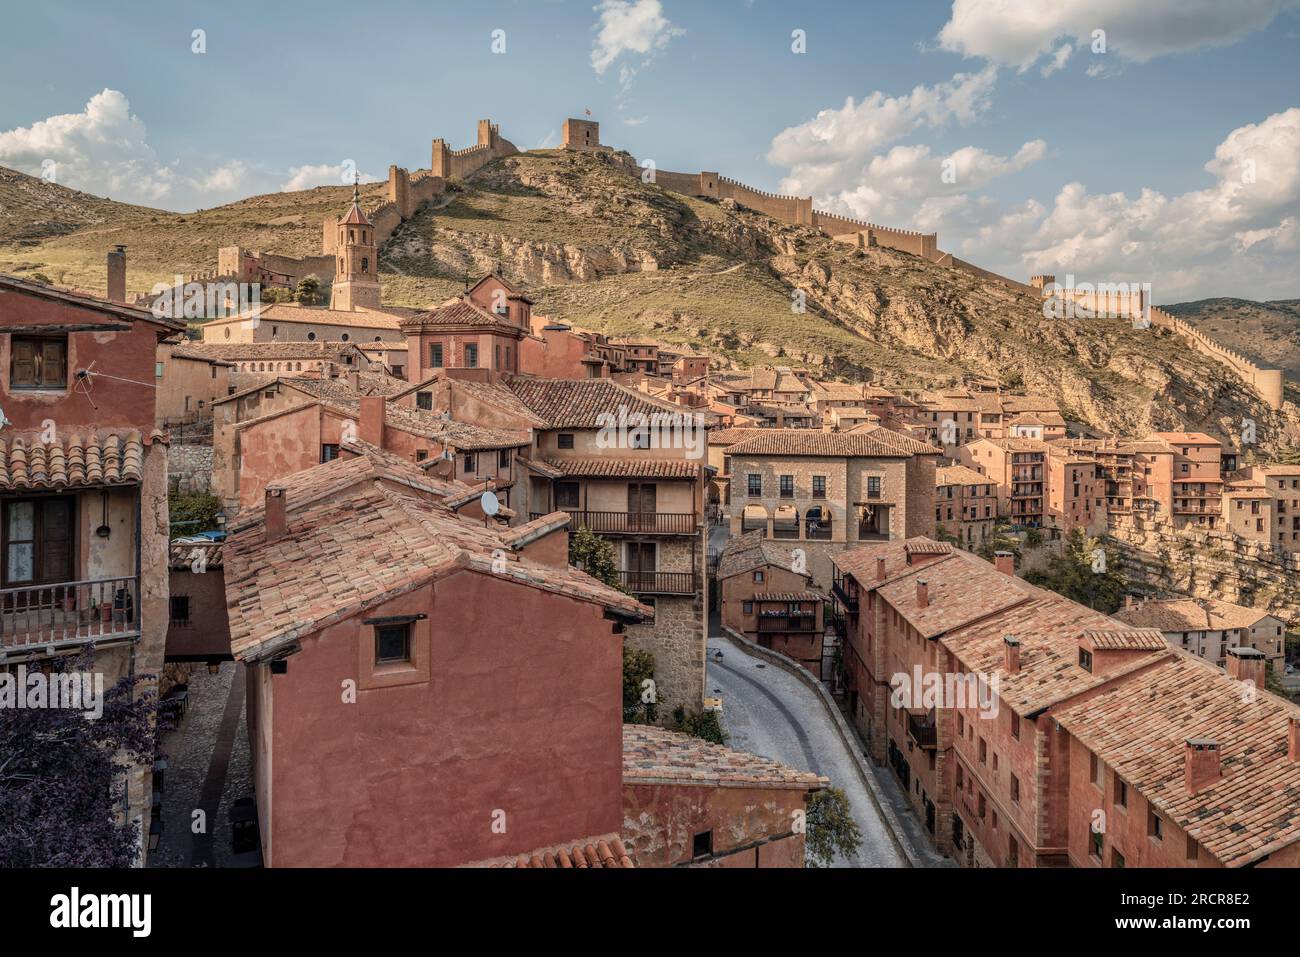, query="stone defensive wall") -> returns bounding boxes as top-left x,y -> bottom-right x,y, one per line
1150,305 -> 1285,410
